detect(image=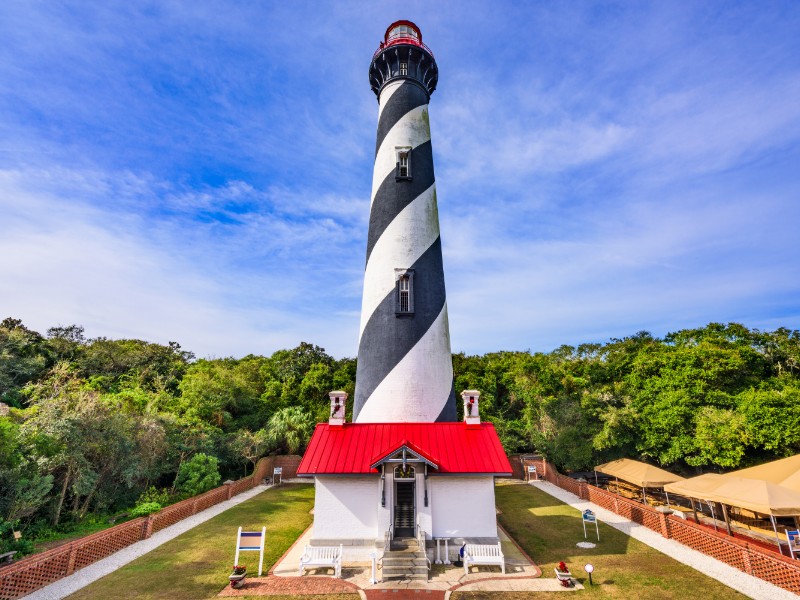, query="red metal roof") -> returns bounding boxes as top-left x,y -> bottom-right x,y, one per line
297,422 -> 512,476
